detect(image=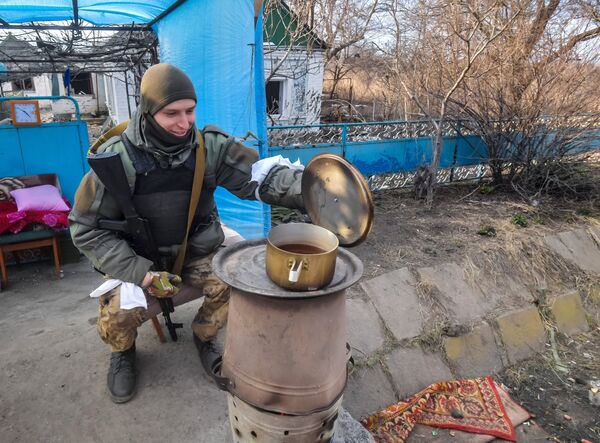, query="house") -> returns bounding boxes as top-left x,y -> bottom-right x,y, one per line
263,1 -> 326,126
0,33 -> 140,121
0,33 -> 109,117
